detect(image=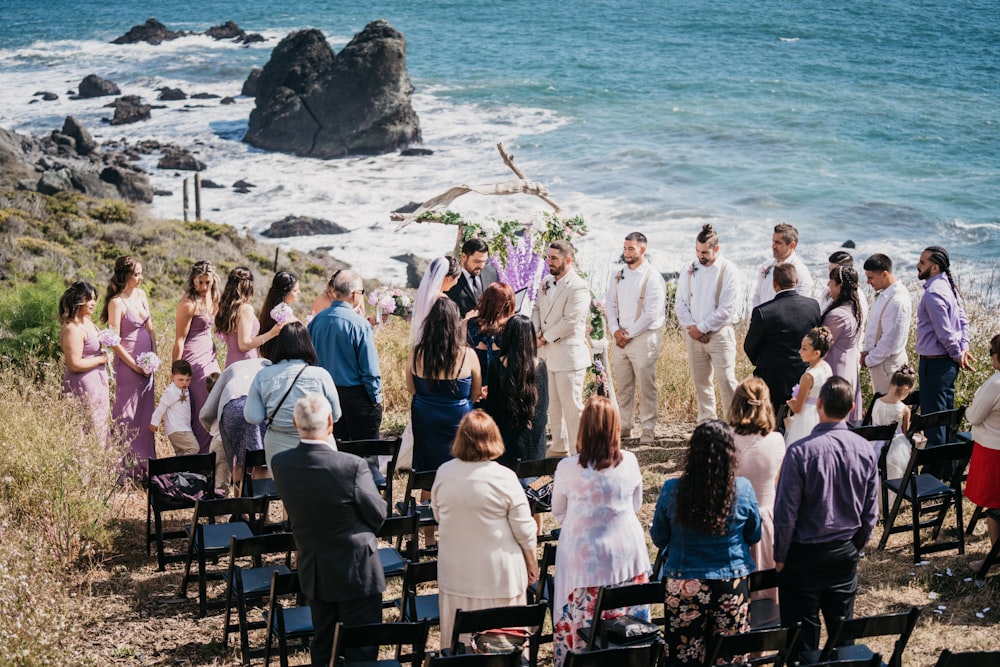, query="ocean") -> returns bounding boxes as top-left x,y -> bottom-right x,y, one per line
1,0 -> 998,287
